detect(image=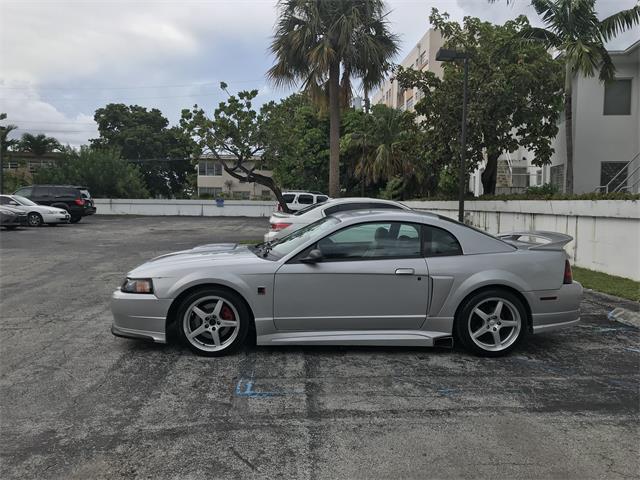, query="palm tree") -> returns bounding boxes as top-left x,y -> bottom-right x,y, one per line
18,133 -> 62,156
268,0 -> 398,197
521,0 -> 640,193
